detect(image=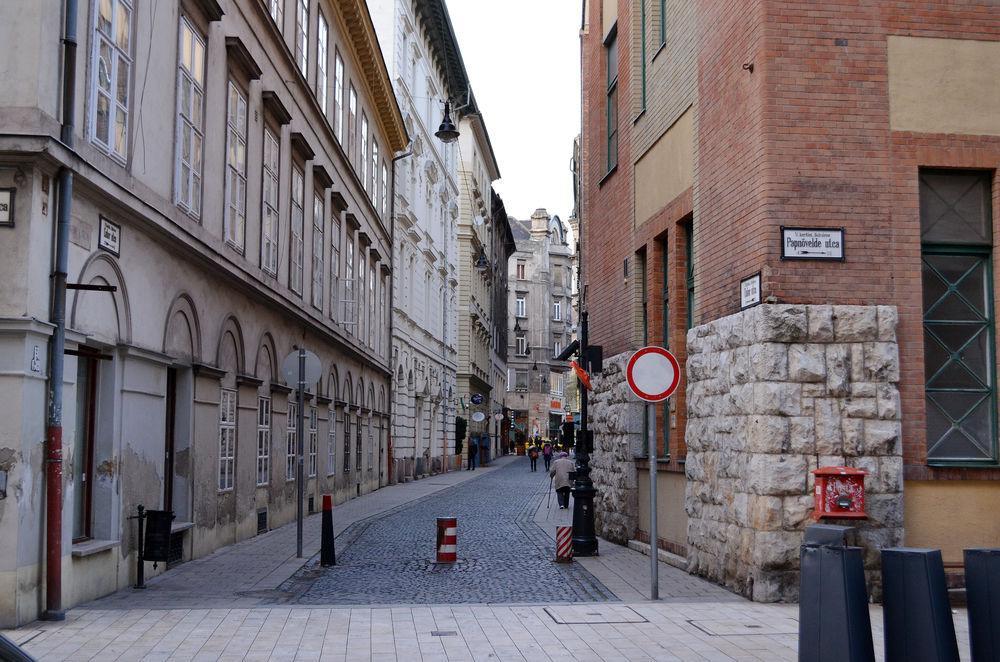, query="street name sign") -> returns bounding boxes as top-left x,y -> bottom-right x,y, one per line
626,346 -> 680,403
780,226 -> 845,261
740,272 -> 761,310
